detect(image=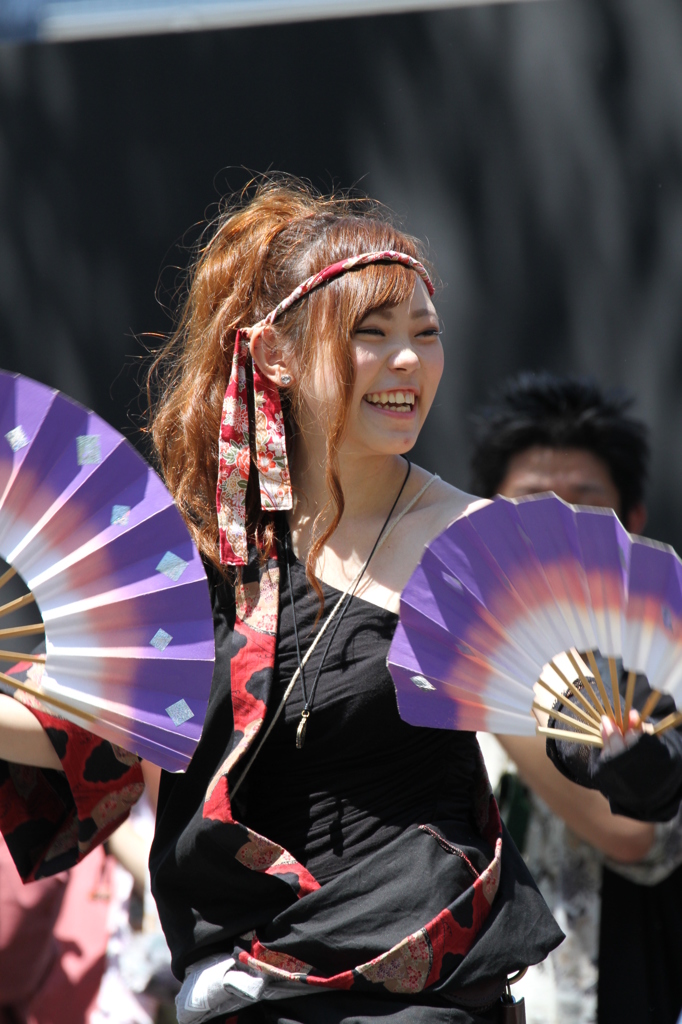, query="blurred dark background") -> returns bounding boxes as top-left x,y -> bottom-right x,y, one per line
1,0 -> 681,544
